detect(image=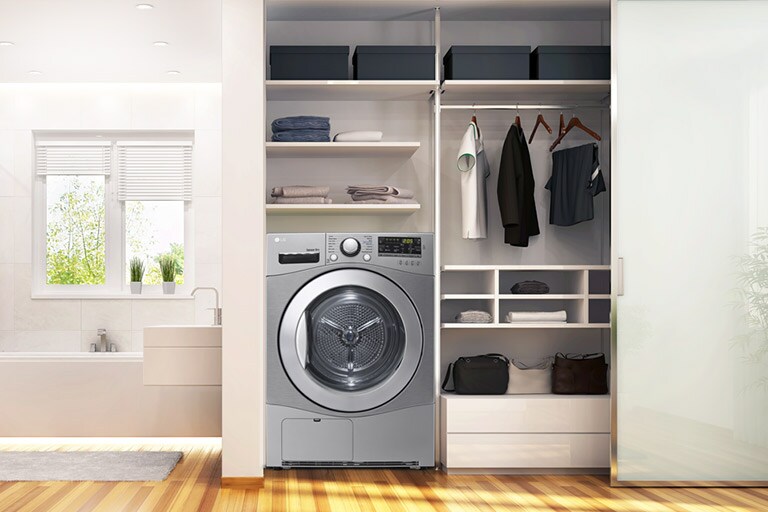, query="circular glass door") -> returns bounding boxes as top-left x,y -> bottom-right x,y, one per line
279,269 -> 423,412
